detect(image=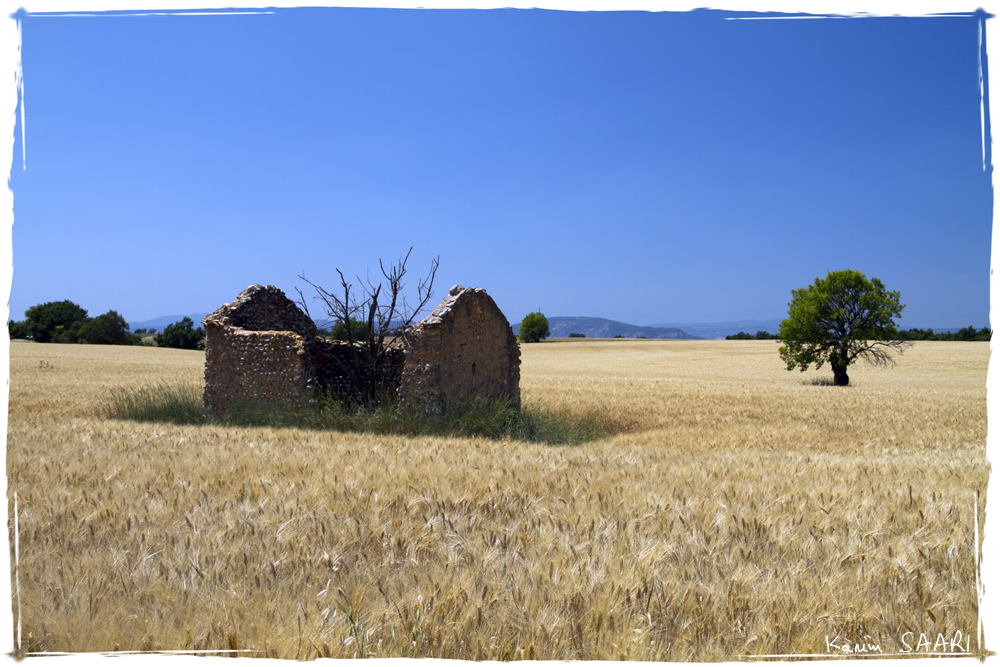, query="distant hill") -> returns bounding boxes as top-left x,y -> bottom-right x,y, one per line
649,319 -> 783,340
515,316 -> 701,340
128,313 -> 210,334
